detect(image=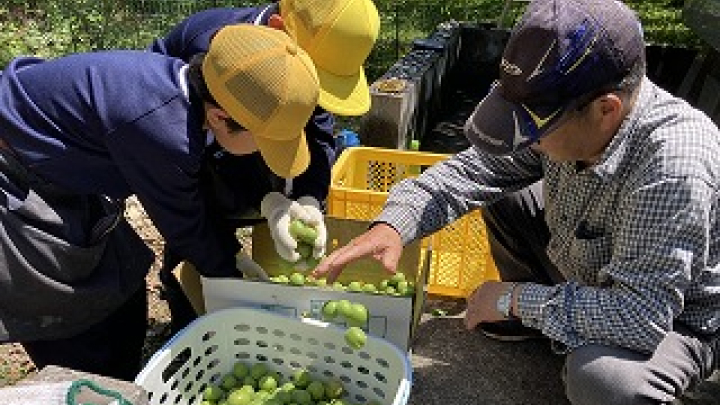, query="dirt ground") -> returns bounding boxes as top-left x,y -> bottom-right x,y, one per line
0,196 -> 172,387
